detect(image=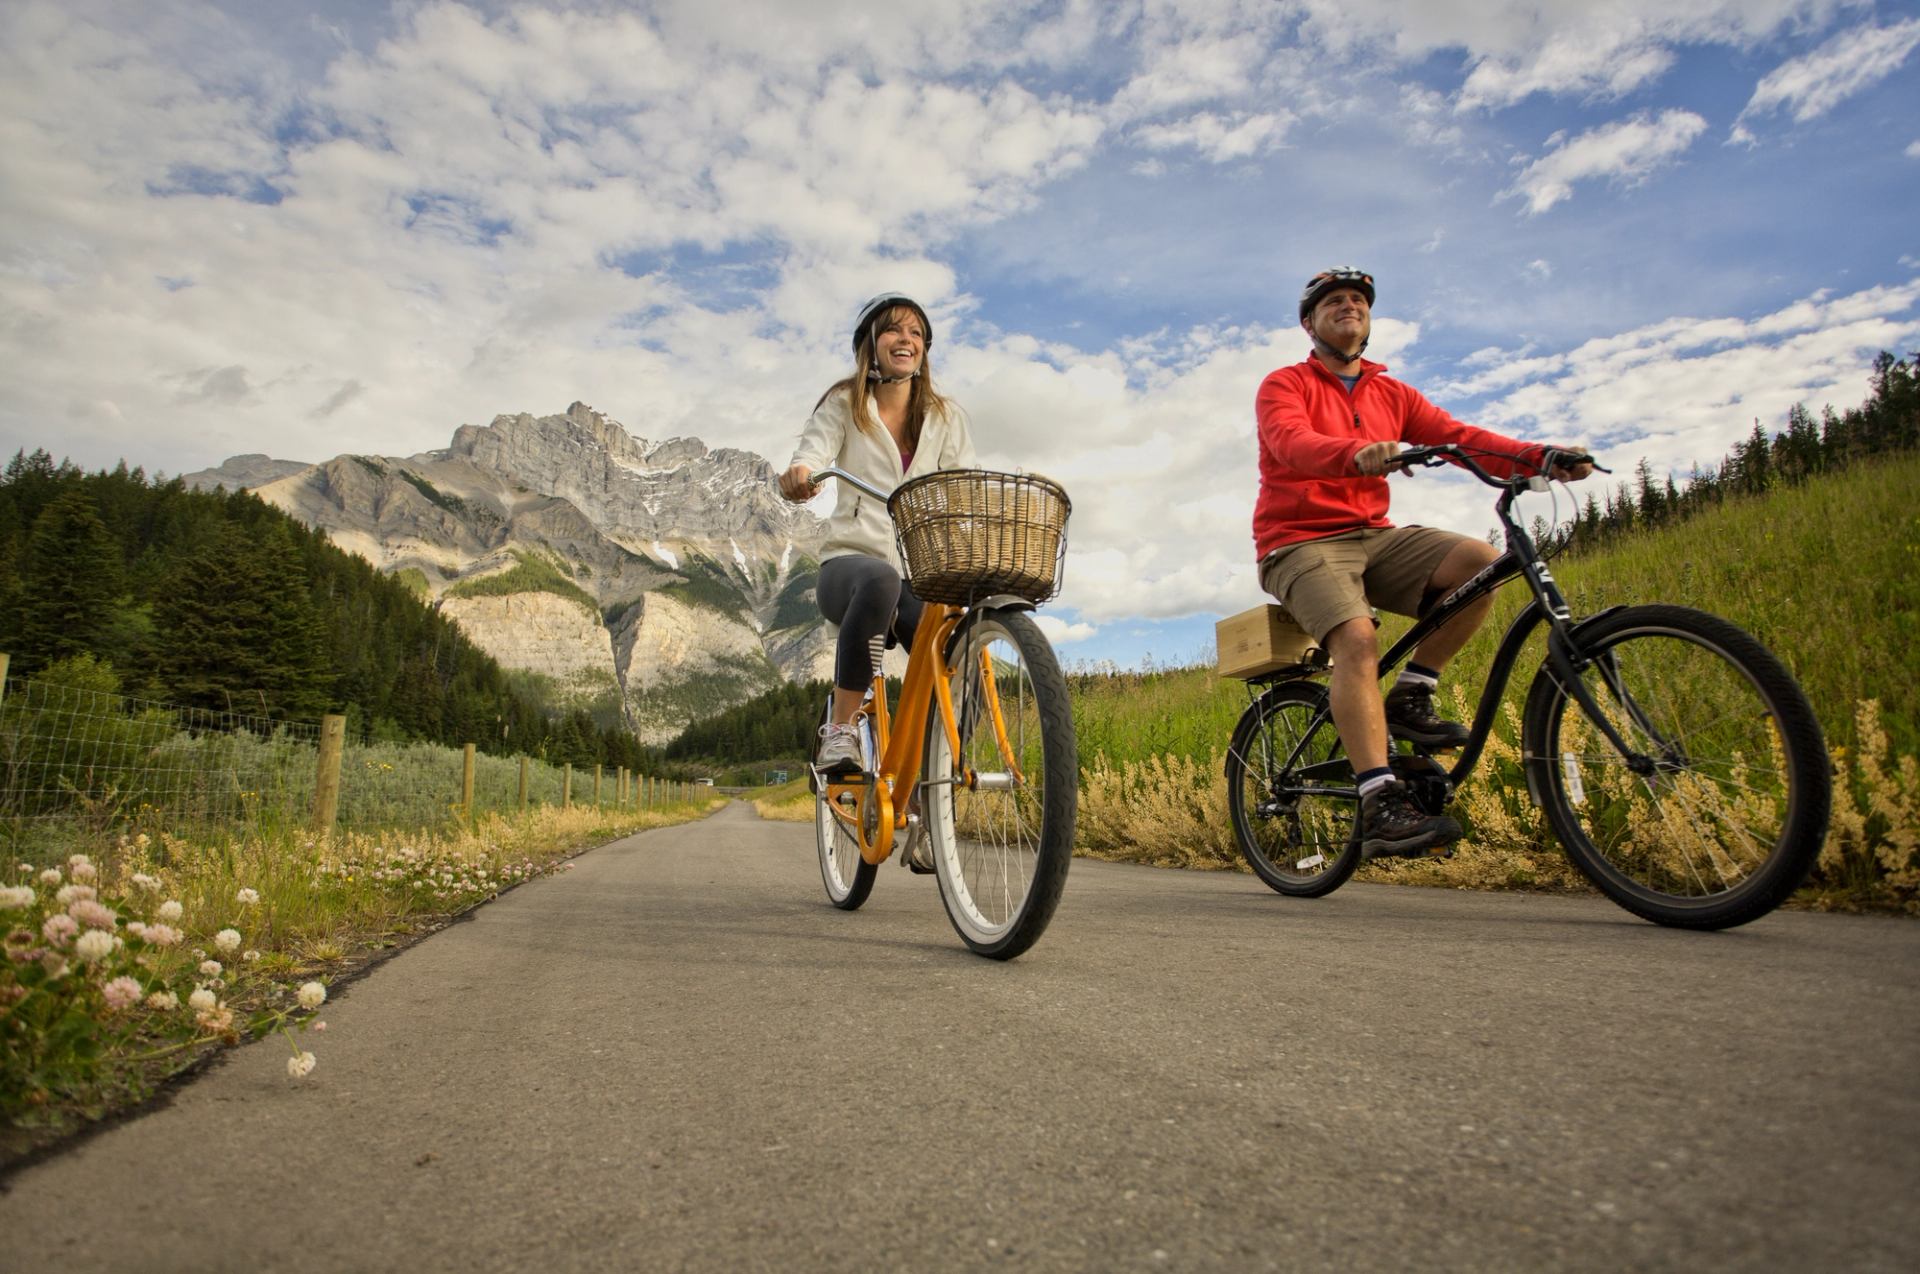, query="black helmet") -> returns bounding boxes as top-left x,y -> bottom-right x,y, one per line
1298,268 -> 1374,322
852,292 -> 933,355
